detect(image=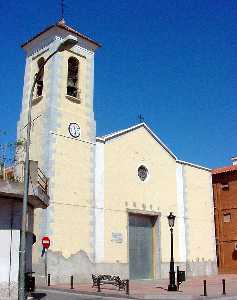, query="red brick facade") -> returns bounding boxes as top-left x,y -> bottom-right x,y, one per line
212,165 -> 237,273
